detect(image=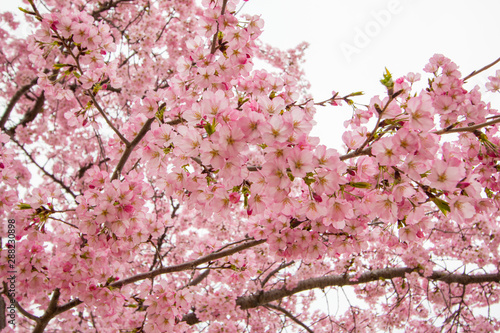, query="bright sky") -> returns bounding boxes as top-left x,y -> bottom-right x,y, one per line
3,0 -> 500,150
242,0 -> 500,149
